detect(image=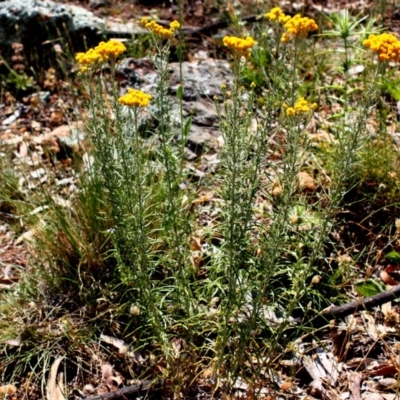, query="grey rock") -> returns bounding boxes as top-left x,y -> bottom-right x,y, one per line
118,57 -> 233,101
117,58 -> 157,91
39,122 -> 86,161
115,58 -> 145,87
0,0 -> 105,66
186,126 -> 213,155
185,100 -> 218,126
169,58 -> 233,100
88,0 -> 110,9
117,57 -> 232,157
